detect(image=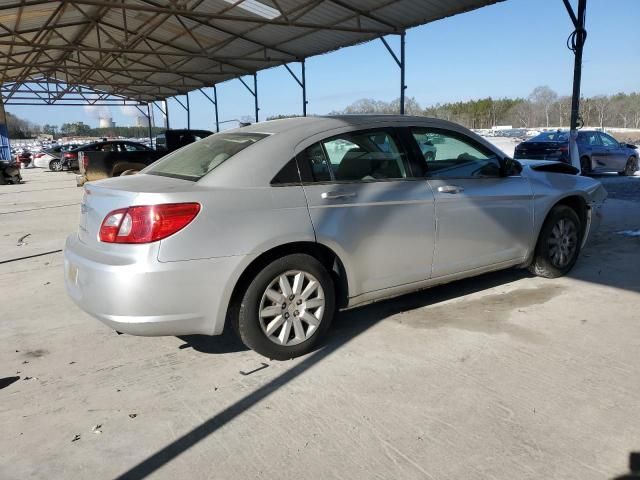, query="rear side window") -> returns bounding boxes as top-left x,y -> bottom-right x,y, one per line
323,130 -> 407,181
145,132 -> 267,181
532,131 -> 569,142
